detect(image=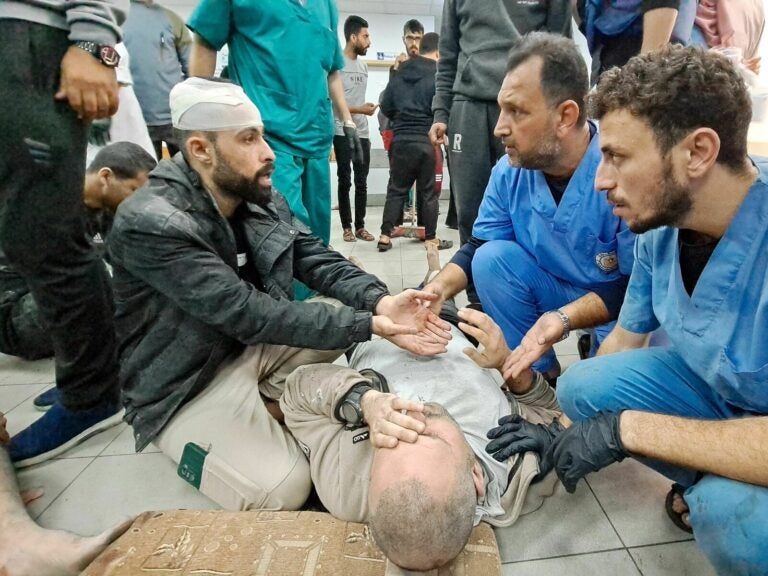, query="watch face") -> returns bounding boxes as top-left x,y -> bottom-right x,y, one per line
340,402 -> 360,425
100,45 -> 121,68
